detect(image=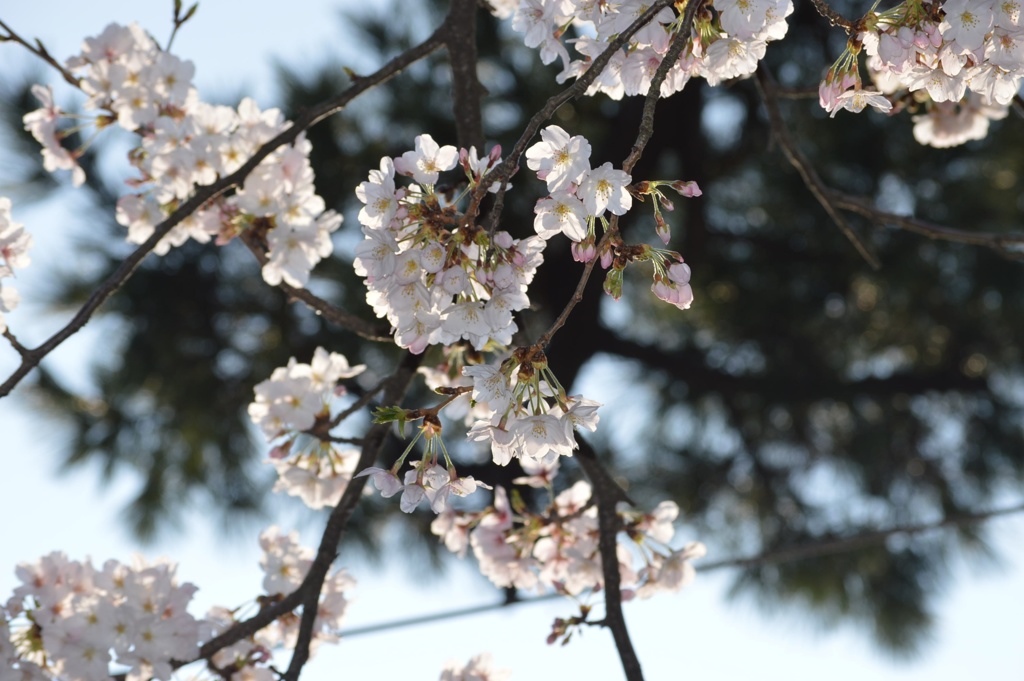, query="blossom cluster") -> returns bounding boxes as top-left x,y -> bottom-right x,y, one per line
3,552 -> 204,681
359,344 -> 601,514
353,135 -> 544,354
255,527 -> 352,650
0,198 -> 32,333
524,125 -> 699,309
360,459 -> 494,515
527,125 -> 632,244
432,482 -> 706,598
23,22 -> 341,286
248,347 -> 366,509
493,0 -> 793,99
820,0 -> 1023,146
463,348 -> 601,467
